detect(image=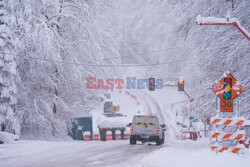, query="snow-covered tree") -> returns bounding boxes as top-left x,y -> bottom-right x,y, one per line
0,0 -> 248,139
10,0 -> 122,138
97,0 -> 249,120
0,0 -> 20,134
